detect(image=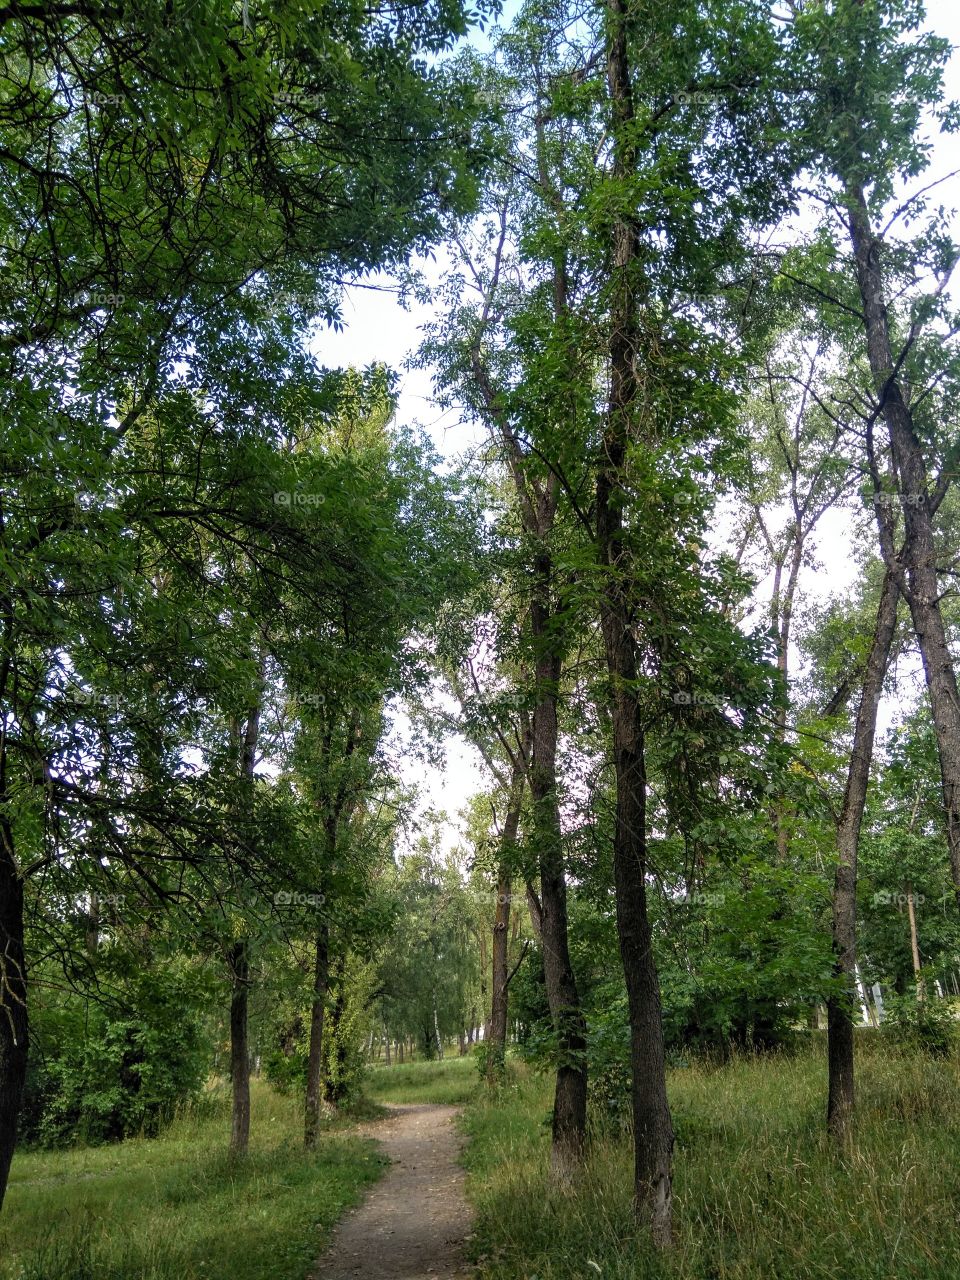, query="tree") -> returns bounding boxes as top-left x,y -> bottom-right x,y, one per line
0,0 -> 494,1201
